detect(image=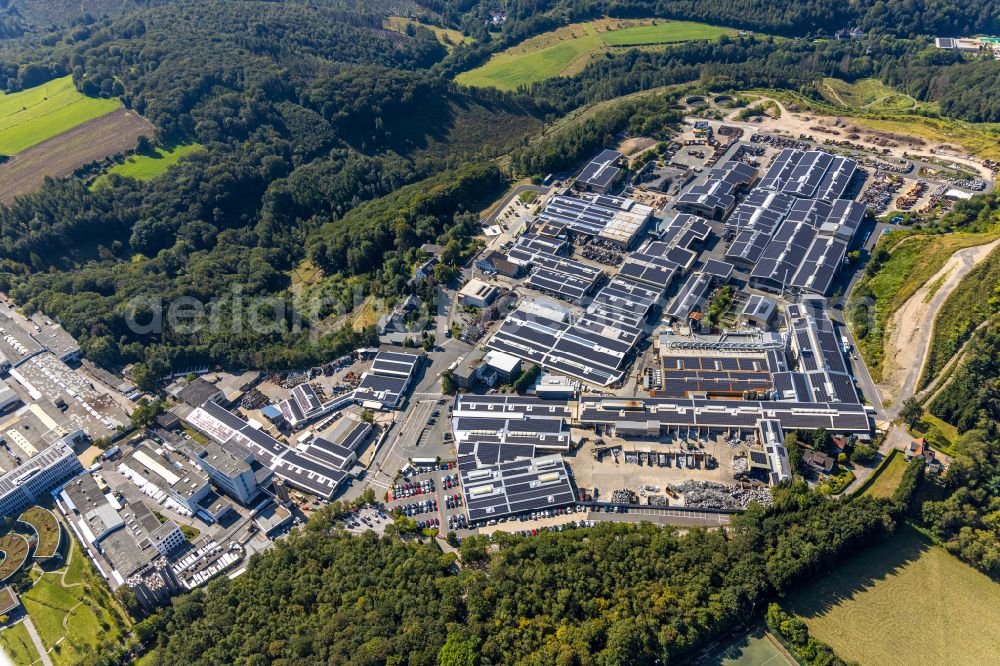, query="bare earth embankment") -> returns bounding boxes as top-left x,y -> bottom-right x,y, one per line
881,237 -> 1000,408
0,109 -> 153,203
